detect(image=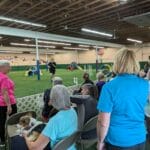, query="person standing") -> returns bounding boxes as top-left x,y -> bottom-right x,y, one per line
97,49 -> 149,150
48,58 -> 56,81
0,60 -> 17,146
96,72 -> 106,99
